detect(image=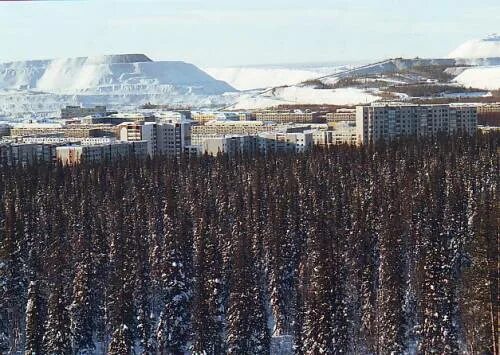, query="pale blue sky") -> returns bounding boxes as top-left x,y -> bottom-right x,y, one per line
0,0 -> 498,66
